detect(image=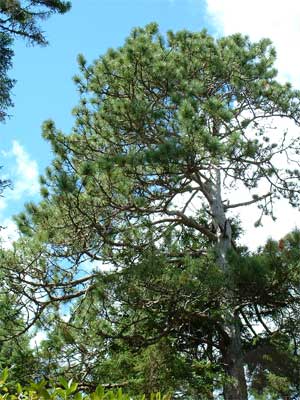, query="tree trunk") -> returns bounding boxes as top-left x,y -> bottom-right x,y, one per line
222,315 -> 248,400
208,168 -> 248,400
